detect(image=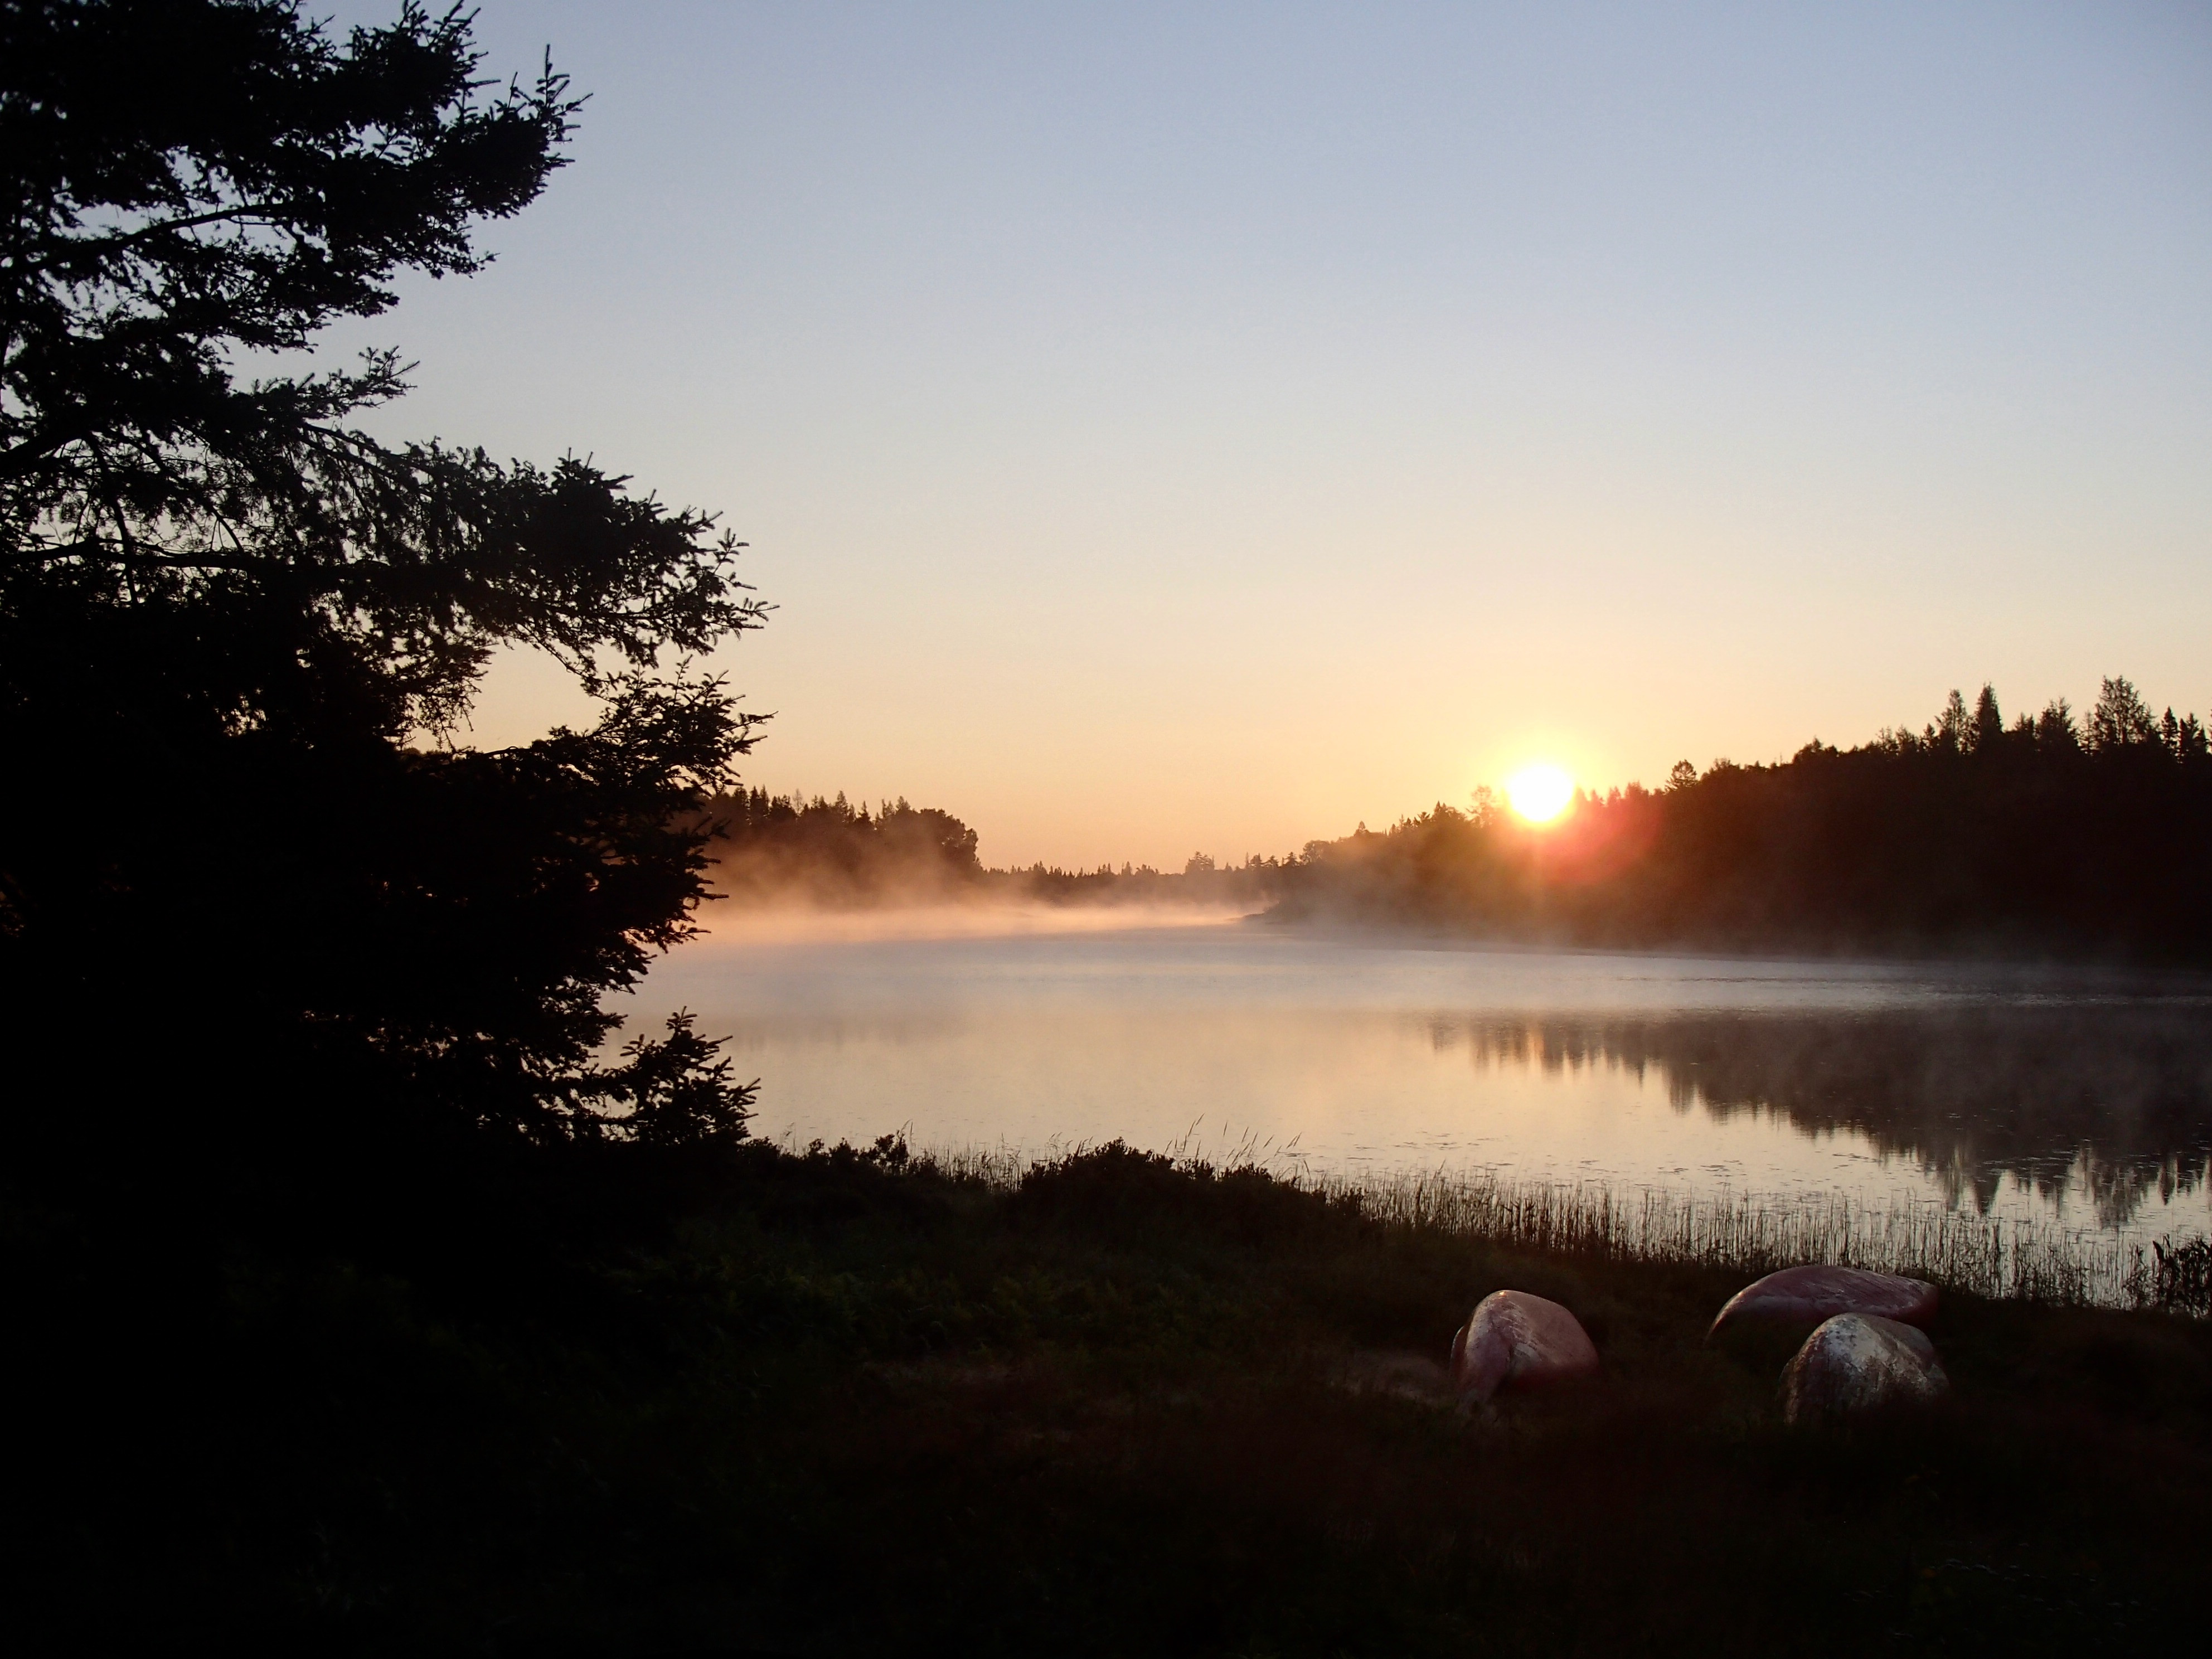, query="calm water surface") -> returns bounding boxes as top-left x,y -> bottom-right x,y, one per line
636,913 -> 2212,1240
